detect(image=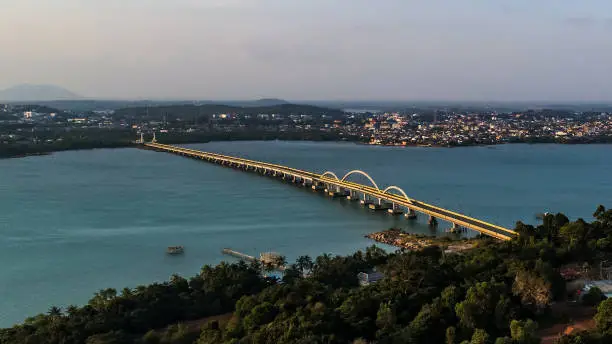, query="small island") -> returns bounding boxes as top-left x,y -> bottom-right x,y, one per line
366,227 -> 477,253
